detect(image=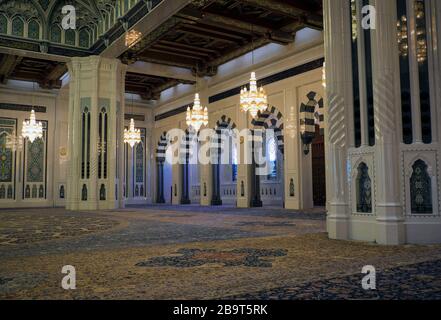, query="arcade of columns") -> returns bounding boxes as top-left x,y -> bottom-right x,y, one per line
63,0 -> 441,245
